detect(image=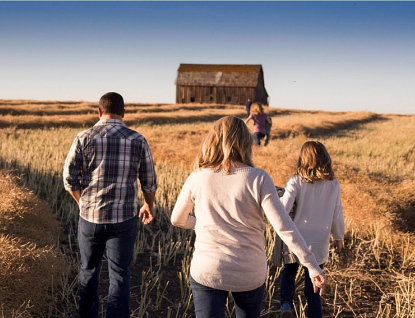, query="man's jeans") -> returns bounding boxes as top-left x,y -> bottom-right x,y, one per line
78,217 -> 138,318
280,263 -> 324,318
190,279 -> 265,318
